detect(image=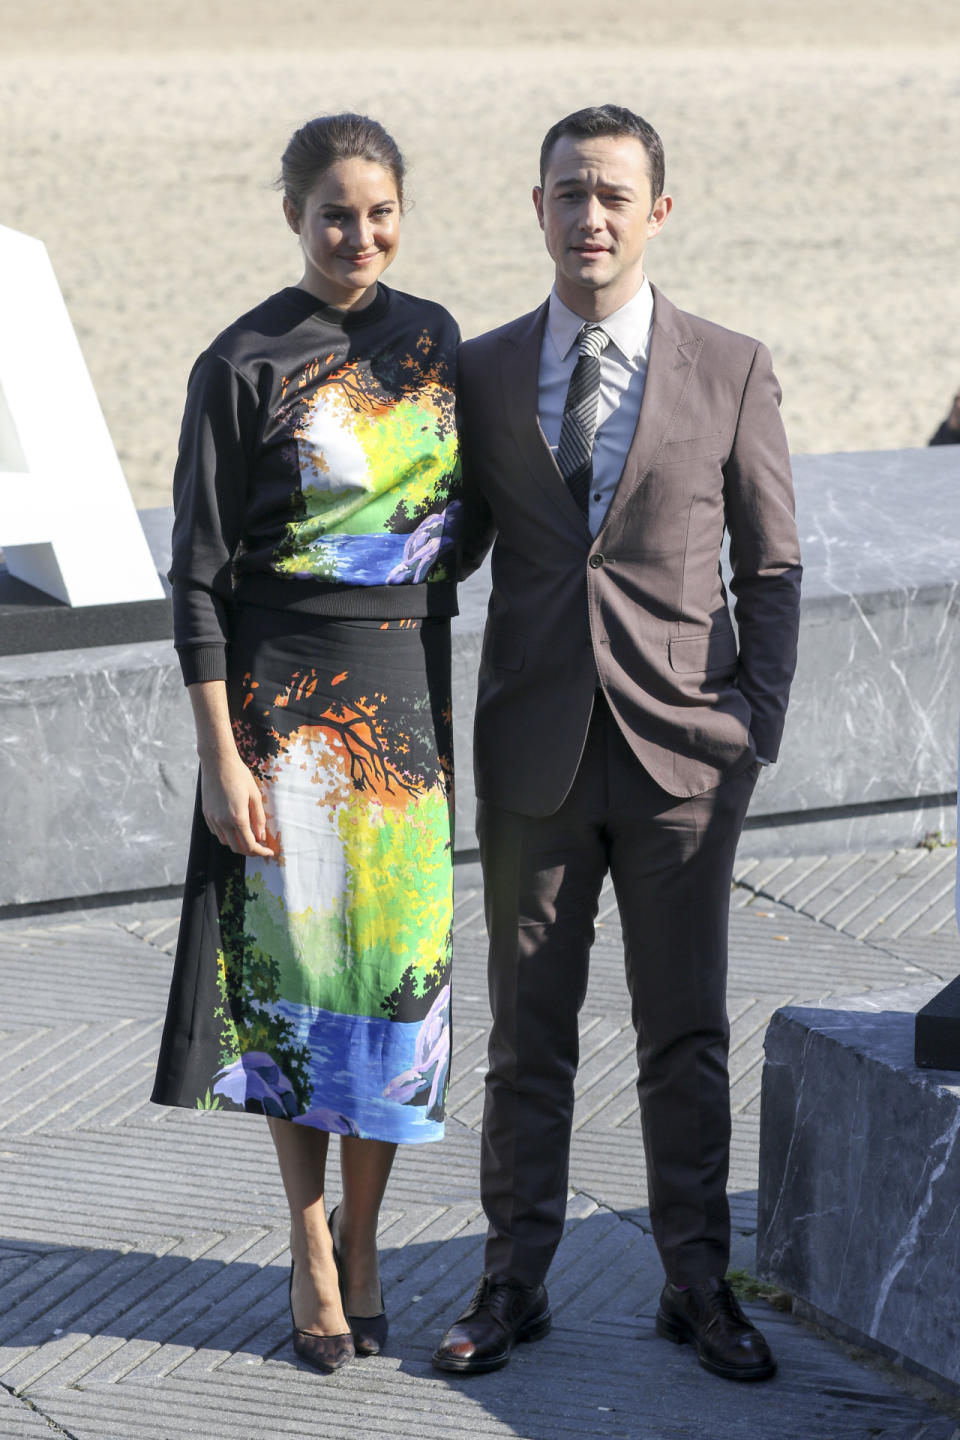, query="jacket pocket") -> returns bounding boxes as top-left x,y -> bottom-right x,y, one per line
668,631 -> 738,674
484,627 -> 526,671
658,433 -> 723,464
